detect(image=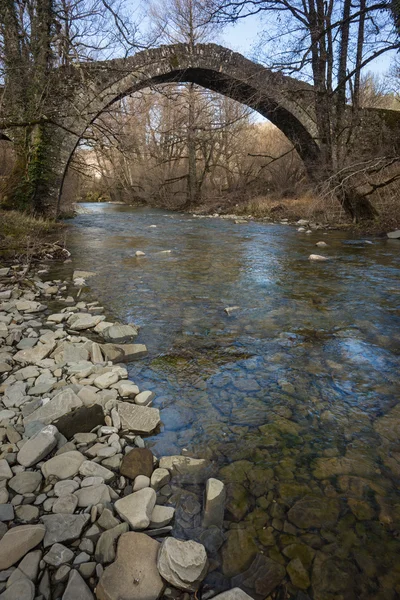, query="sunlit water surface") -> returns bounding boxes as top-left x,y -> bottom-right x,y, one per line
58,204 -> 400,599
